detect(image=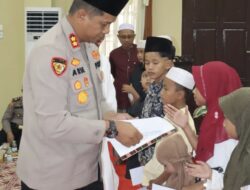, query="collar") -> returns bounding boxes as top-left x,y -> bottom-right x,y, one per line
61,17 -> 80,52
